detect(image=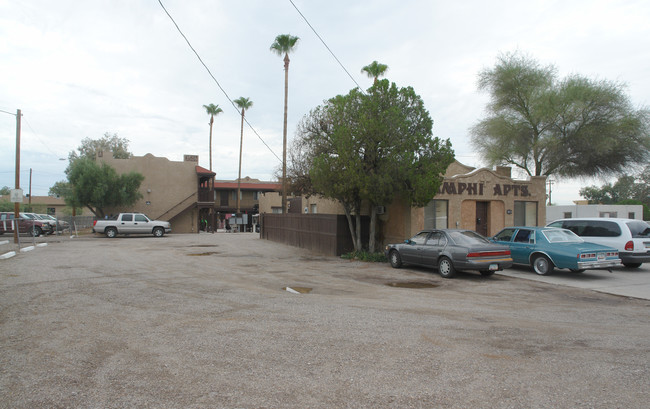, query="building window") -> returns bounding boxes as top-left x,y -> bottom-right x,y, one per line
514,201 -> 537,226
310,204 -> 317,214
563,212 -> 572,218
628,212 -> 635,219
599,212 -> 617,218
424,200 -> 448,229
47,207 -> 56,215
271,207 -> 282,214
253,191 -> 260,201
